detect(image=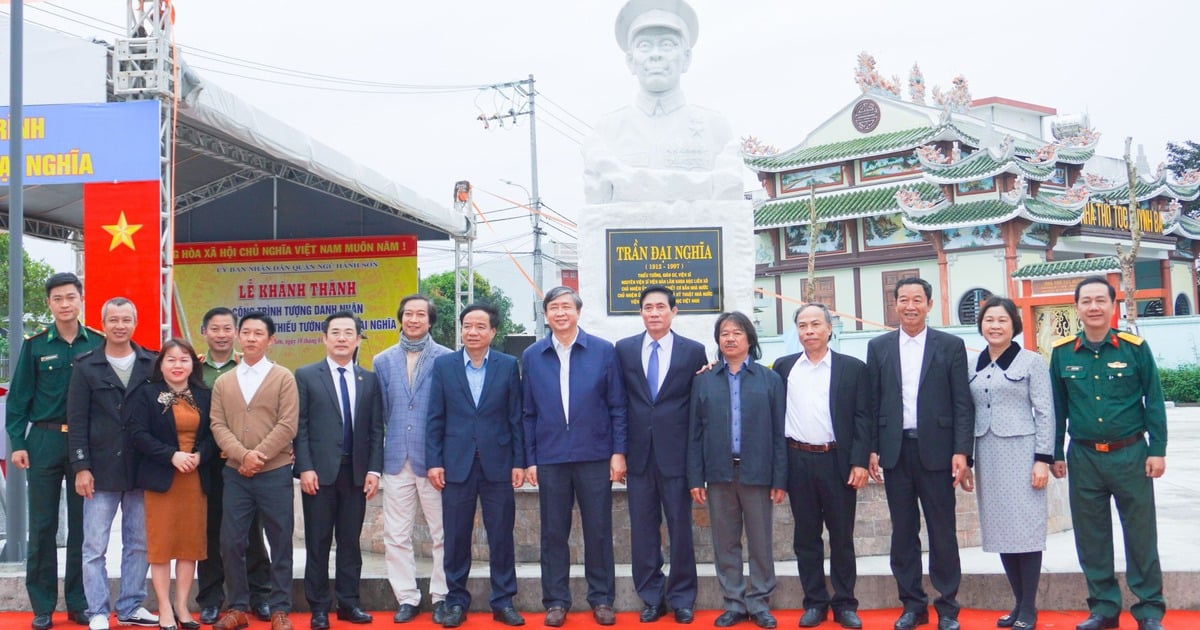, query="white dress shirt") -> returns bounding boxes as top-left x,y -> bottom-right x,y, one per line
237,357 -> 274,406
899,327 -> 928,430
552,331 -> 577,424
327,357 -> 356,423
785,350 -> 835,444
642,331 -> 674,395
